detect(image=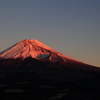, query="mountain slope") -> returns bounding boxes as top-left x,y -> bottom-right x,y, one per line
0,39 -> 99,70
0,39 -> 78,62
0,39 -> 100,100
